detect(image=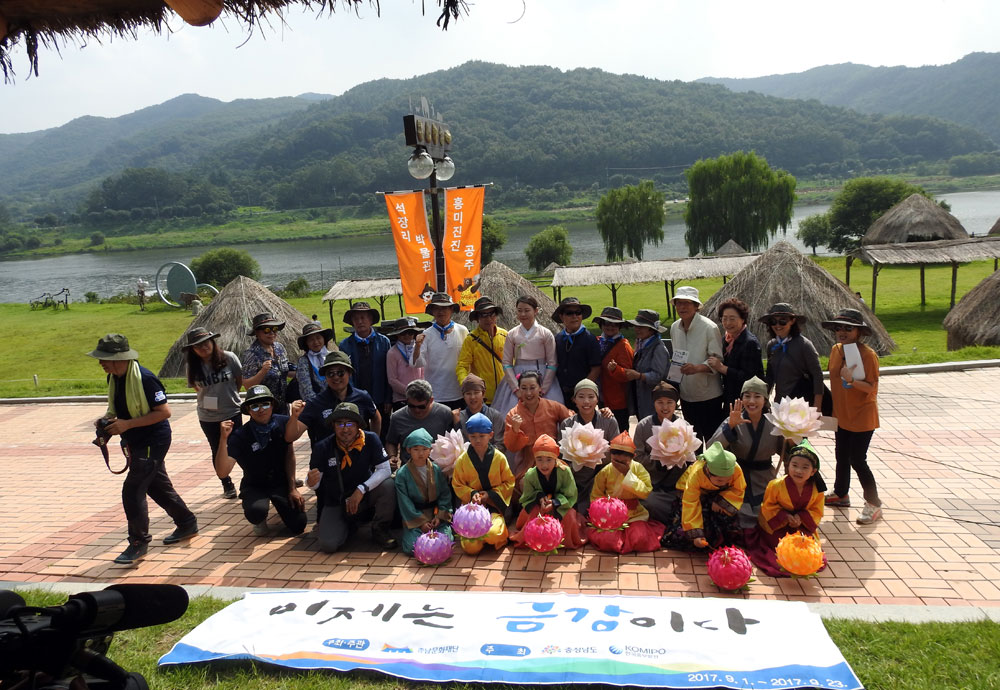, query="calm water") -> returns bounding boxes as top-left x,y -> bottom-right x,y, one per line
2,191 -> 998,303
